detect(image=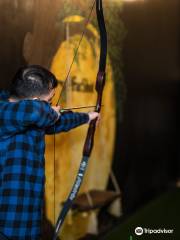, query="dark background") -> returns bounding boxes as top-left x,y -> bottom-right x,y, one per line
114,0 -> 180,214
